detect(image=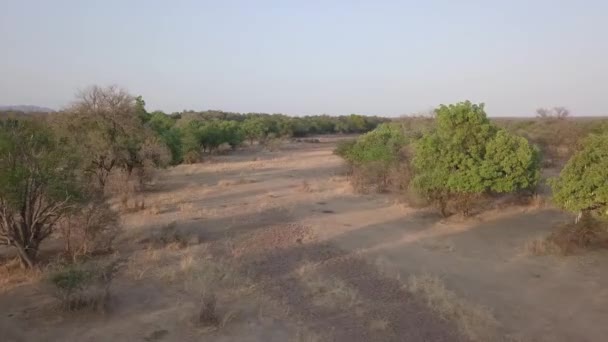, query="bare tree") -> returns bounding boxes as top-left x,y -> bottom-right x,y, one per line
62,86 -> 144,189
536,107 -> 551,118
553,106 -> 570,119
536,106 -> 570,120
